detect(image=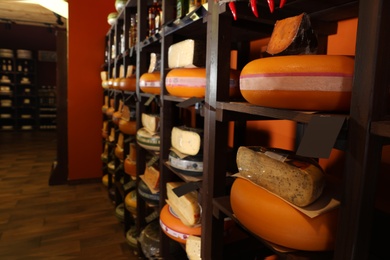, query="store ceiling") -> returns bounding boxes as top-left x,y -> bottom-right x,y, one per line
0,0 -> 67,28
